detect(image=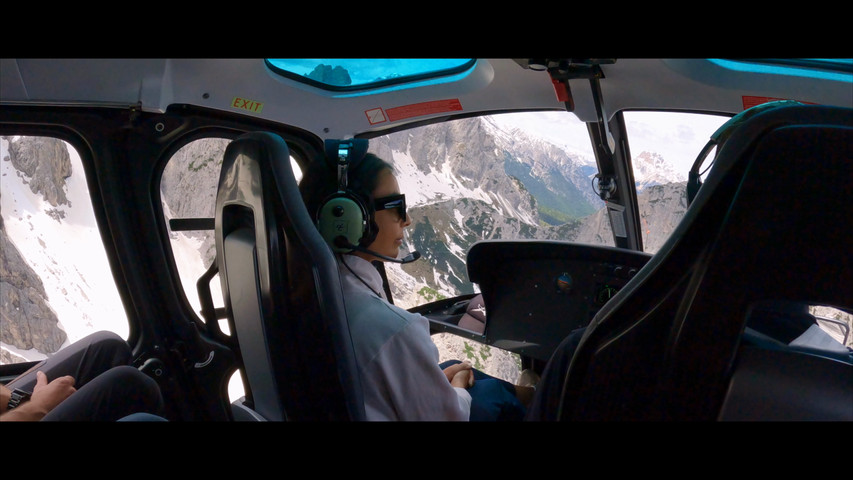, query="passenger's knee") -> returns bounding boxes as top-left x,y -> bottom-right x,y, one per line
84,330 -> 130,353
106,365 -> 158,389
97,365 -> 163,406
